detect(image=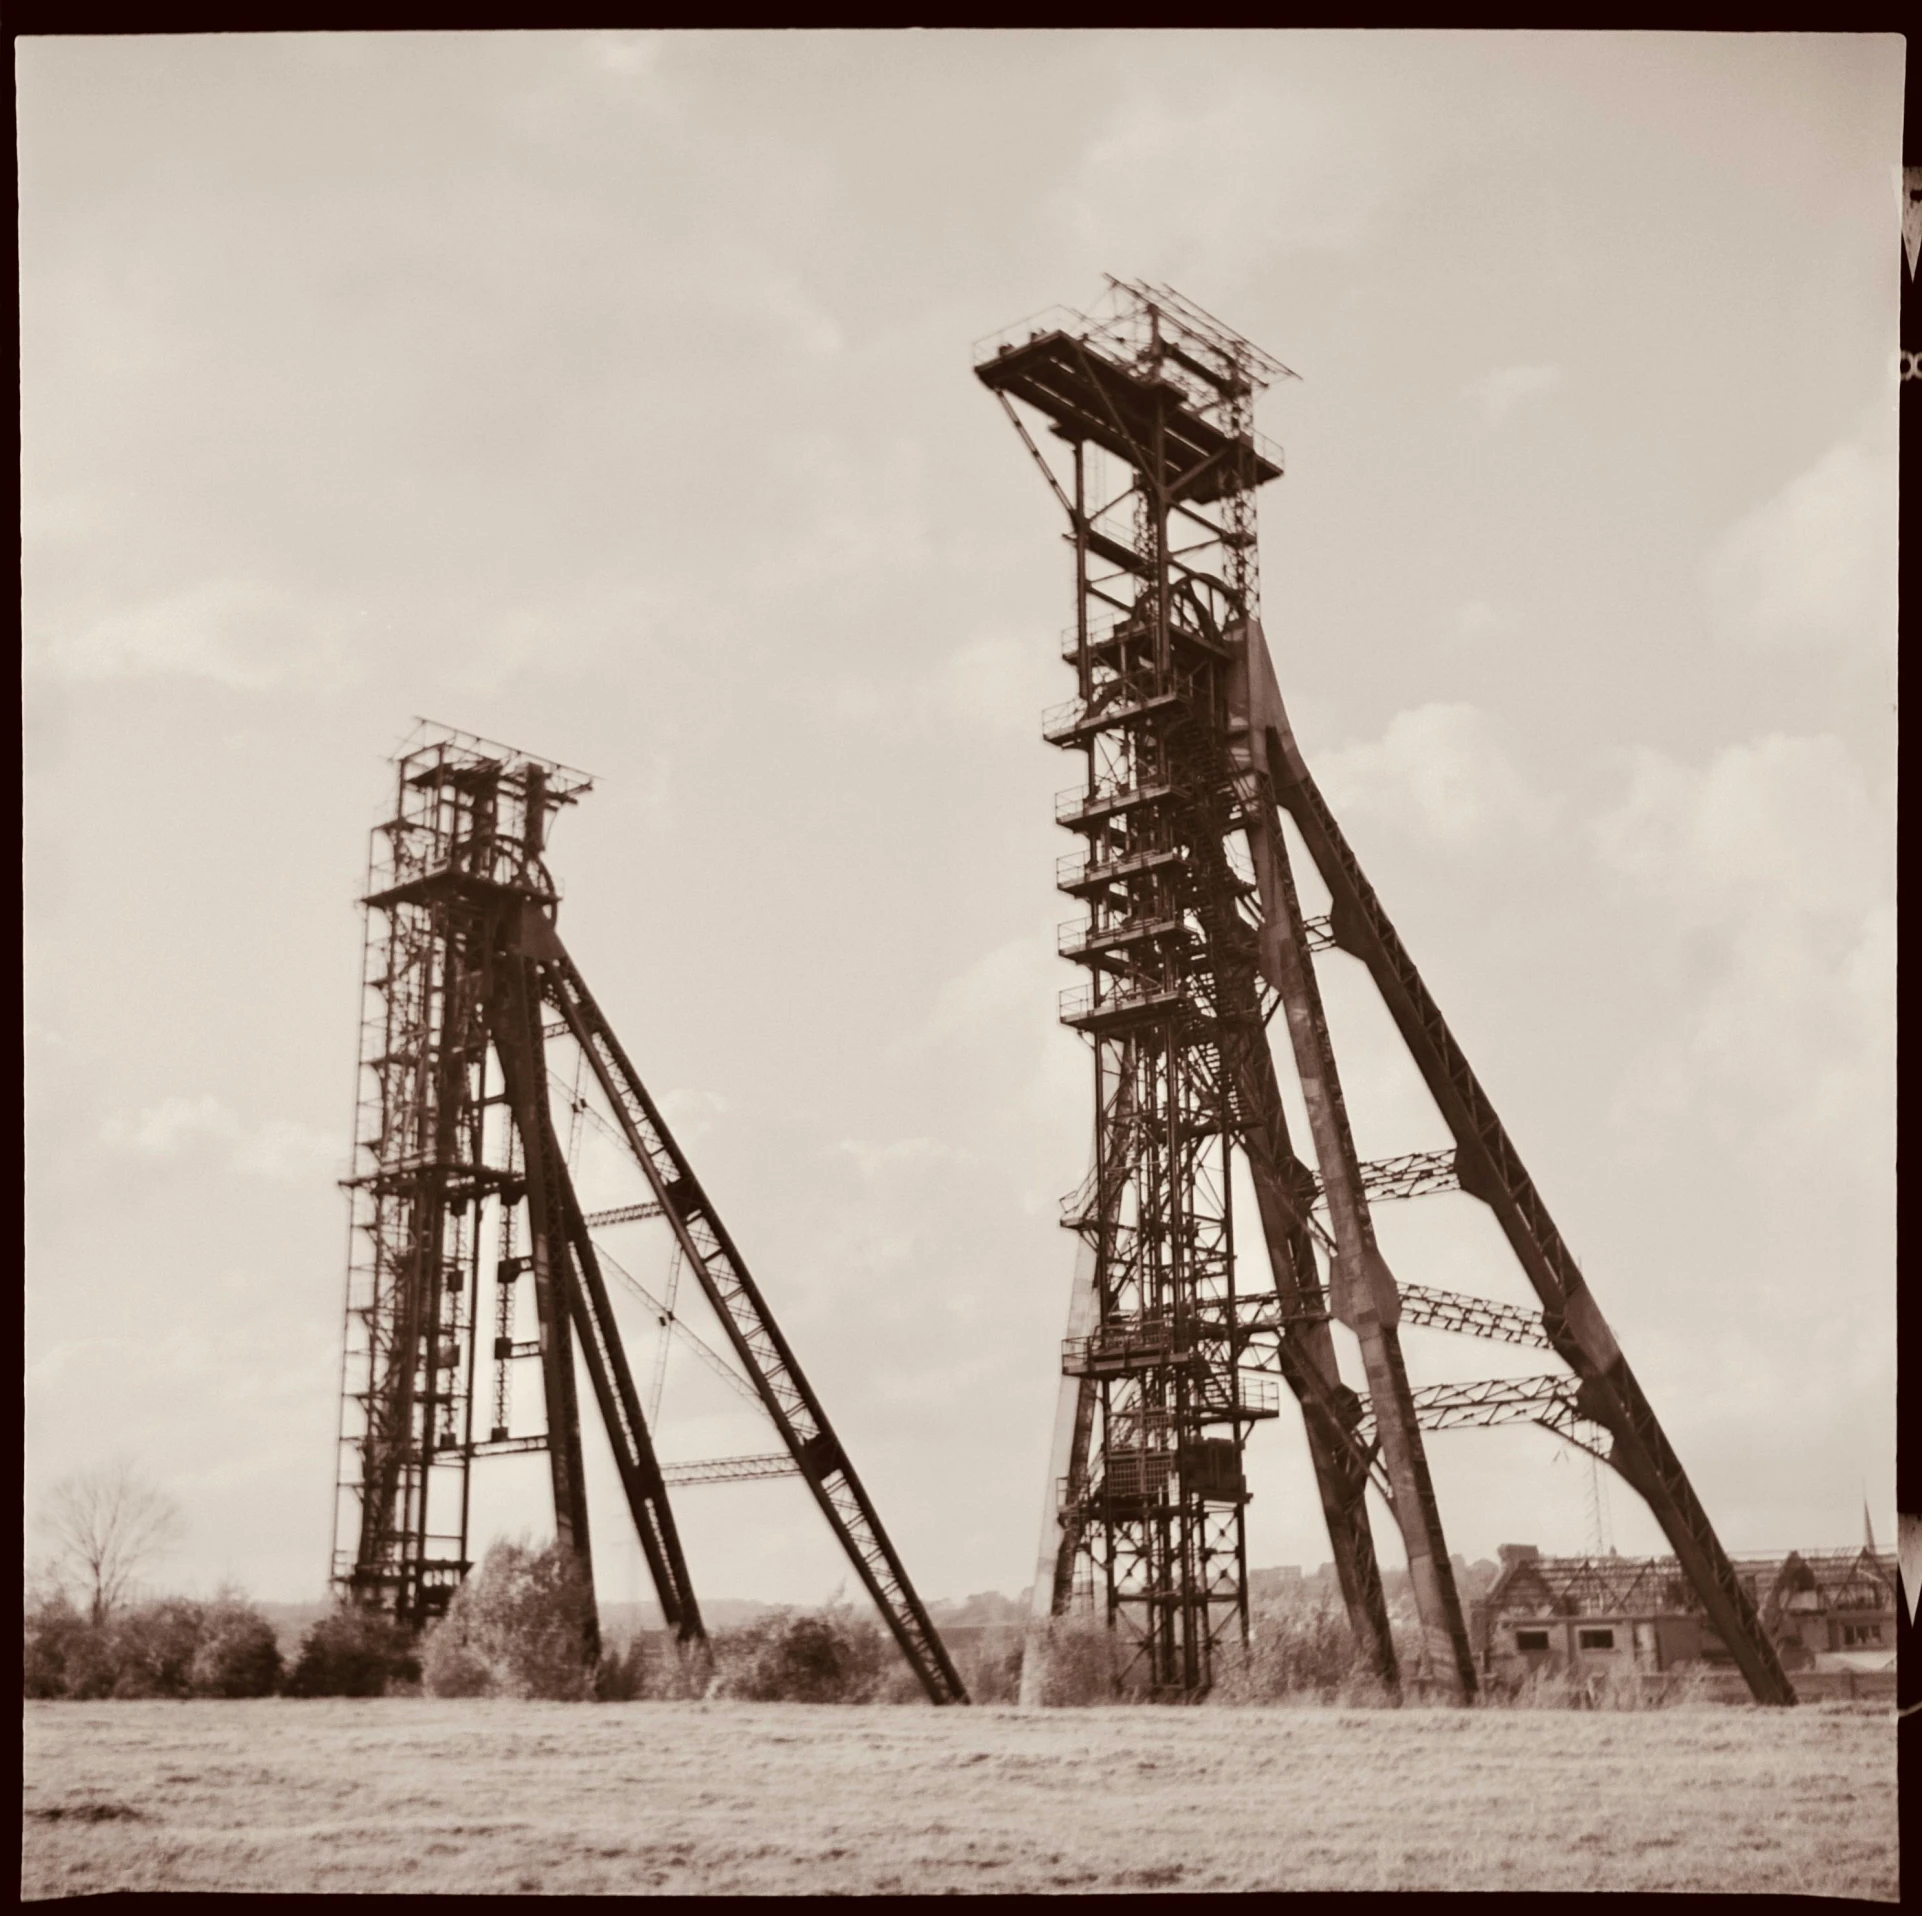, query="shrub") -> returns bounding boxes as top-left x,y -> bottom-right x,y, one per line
1476,1661 -> 1716,1712
107,1598 -> 205,1699
22,1587 -> 282,1700
23,1592 -> 93,1699
188,1596 -> 284,1698
592,1634 -> 655,1702
420,1634 -> 495,1698
62,1626 -> 124,1701
420,1540 -> 596,1701
593,1631 -> 719,1702
1021,1610 -> 1126,1707
285,1605 -> 420,1698
709,1605 -> 897,1704
1211,1600 -> 1365,1705
954,1626 -> 1025,1705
